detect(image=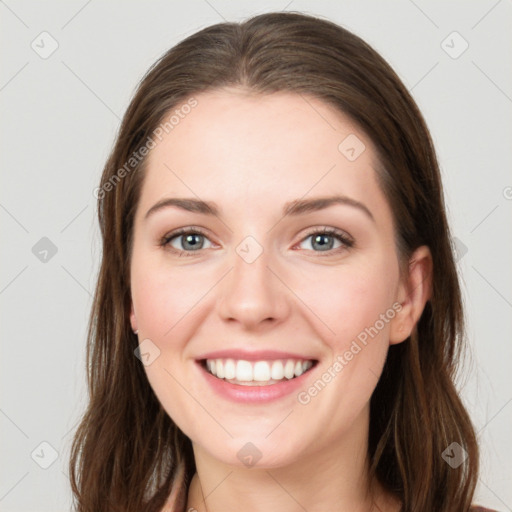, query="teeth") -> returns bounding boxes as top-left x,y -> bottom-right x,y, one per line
224,359 -> 236,380
271,360 -> 284,380
236,360 -> 253,381
216,360 -> 225,379
284,360 -> 295,379
204,358 -> 314,384
253,361 -> 270,381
